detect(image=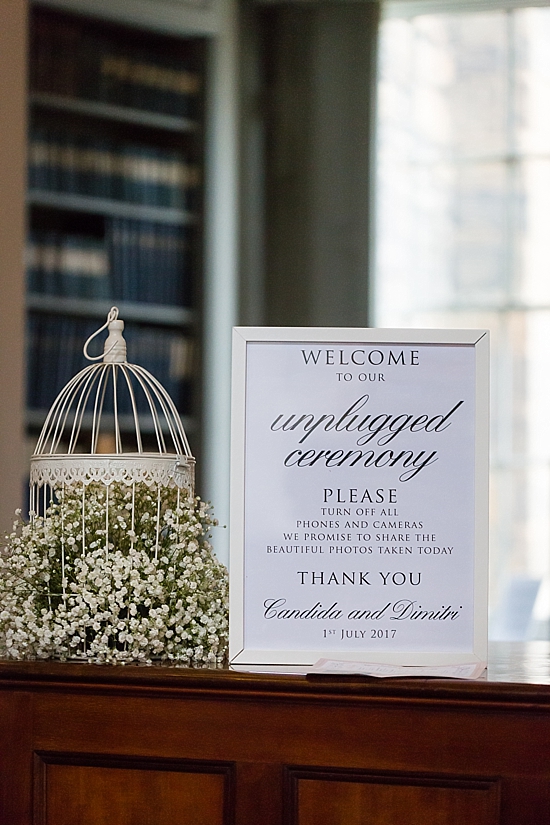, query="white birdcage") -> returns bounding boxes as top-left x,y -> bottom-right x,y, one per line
30,306 -> 195,541
0,307 -> 228,666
